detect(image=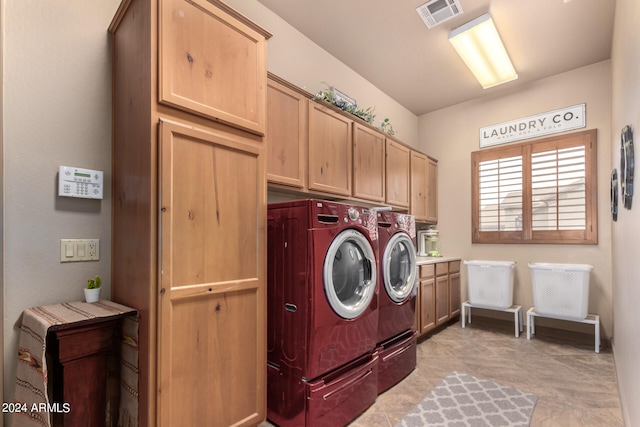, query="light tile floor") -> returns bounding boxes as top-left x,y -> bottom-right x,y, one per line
263,316 -> 625,426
